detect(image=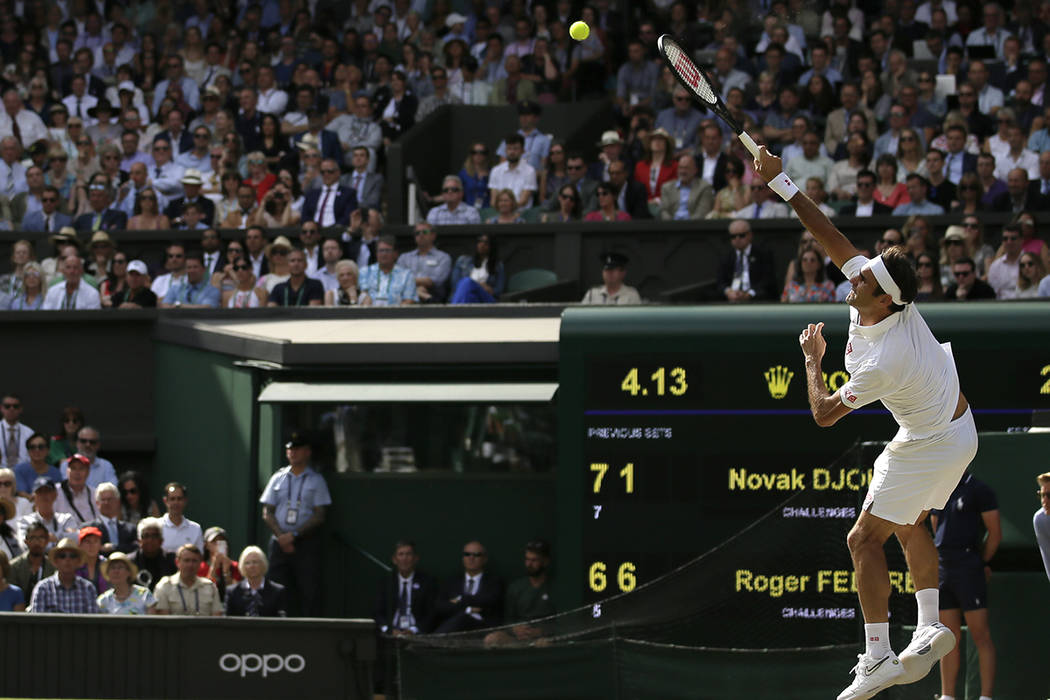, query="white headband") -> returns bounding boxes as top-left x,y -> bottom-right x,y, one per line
863,255 -> 908,306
